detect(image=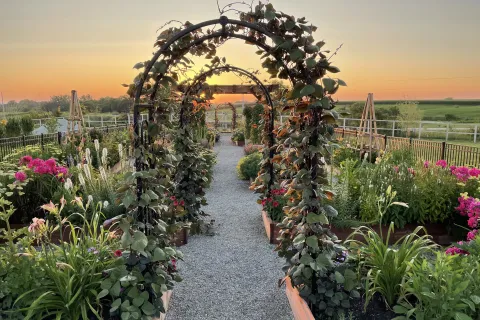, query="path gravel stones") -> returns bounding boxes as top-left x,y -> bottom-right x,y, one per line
167,134 -> 292,320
